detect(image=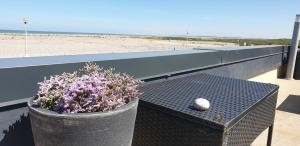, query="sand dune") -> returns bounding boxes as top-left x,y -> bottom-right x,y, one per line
0,34 -> 236,58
